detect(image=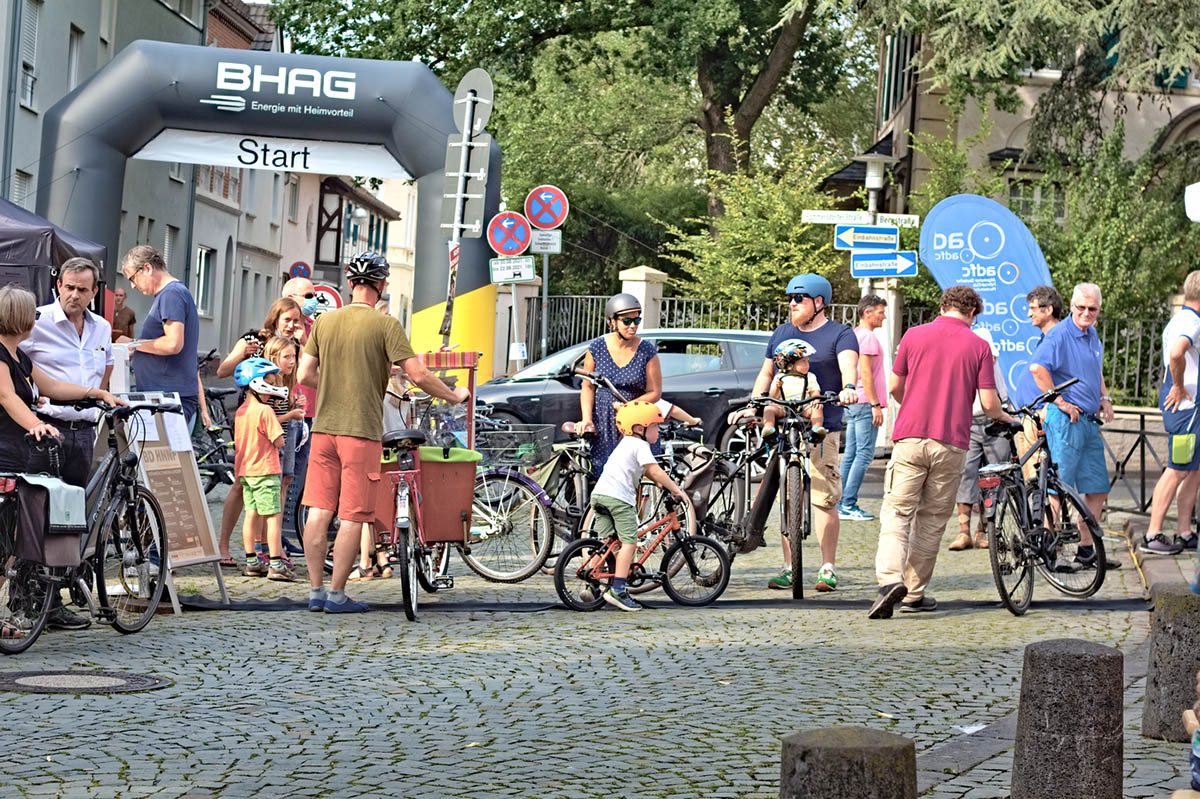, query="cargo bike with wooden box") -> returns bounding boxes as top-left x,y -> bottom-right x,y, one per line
378,350 -> 552,619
